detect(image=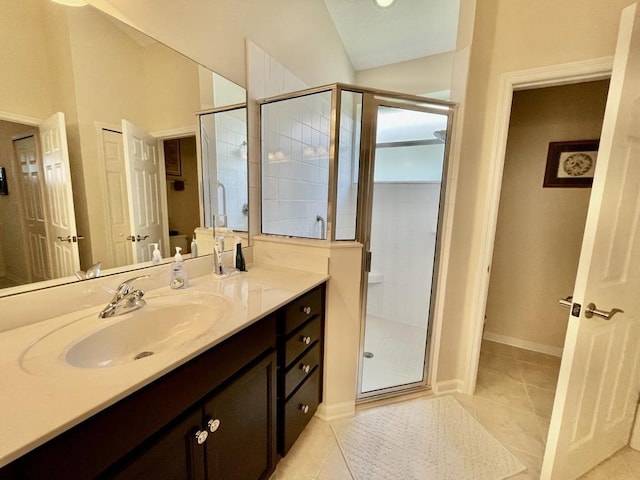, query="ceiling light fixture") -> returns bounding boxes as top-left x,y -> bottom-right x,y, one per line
374,0 -> 395,8
50,0 -> 88,6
